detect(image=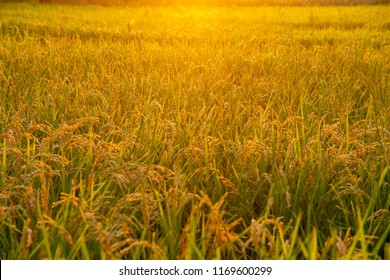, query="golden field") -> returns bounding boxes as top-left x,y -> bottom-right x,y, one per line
0,2 -> 389,259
